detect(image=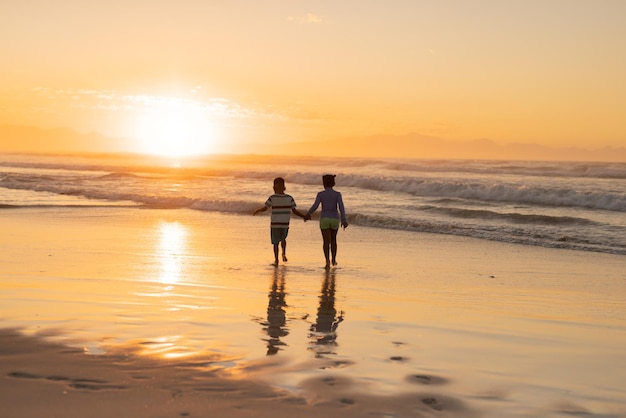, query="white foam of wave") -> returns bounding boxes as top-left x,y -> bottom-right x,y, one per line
332,175 -> 626,212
